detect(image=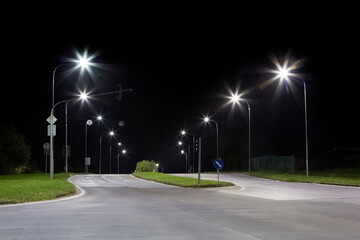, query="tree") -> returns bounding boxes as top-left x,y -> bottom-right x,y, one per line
0,120 -> 31,174
135,160 -> 158,172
